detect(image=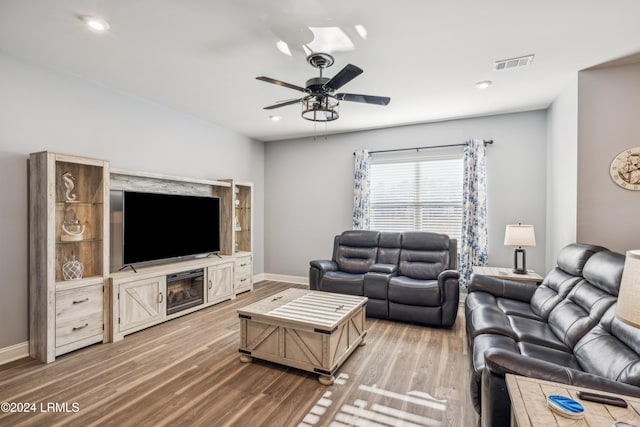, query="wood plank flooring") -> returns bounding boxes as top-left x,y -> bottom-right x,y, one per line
0,282 -> 478,427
